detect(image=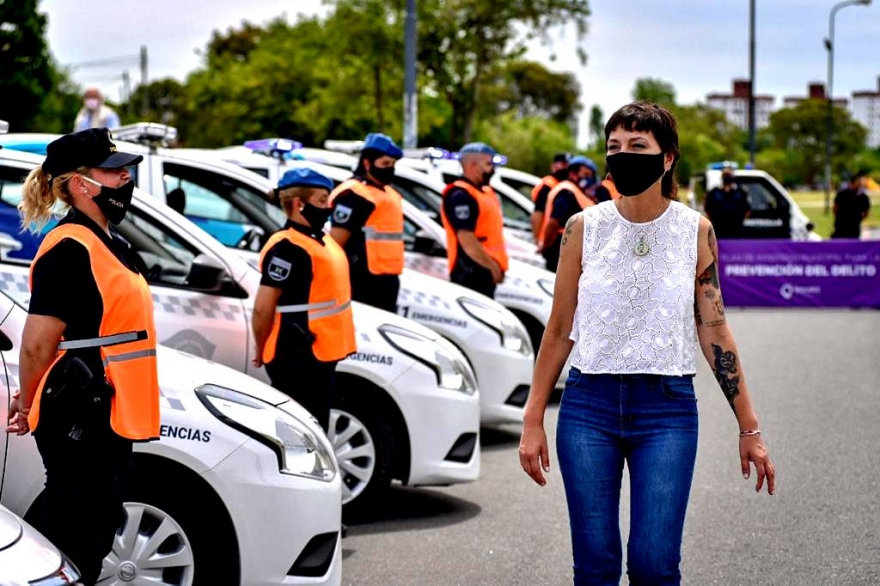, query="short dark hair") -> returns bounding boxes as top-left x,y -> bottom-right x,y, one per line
605,101 -> 681,199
